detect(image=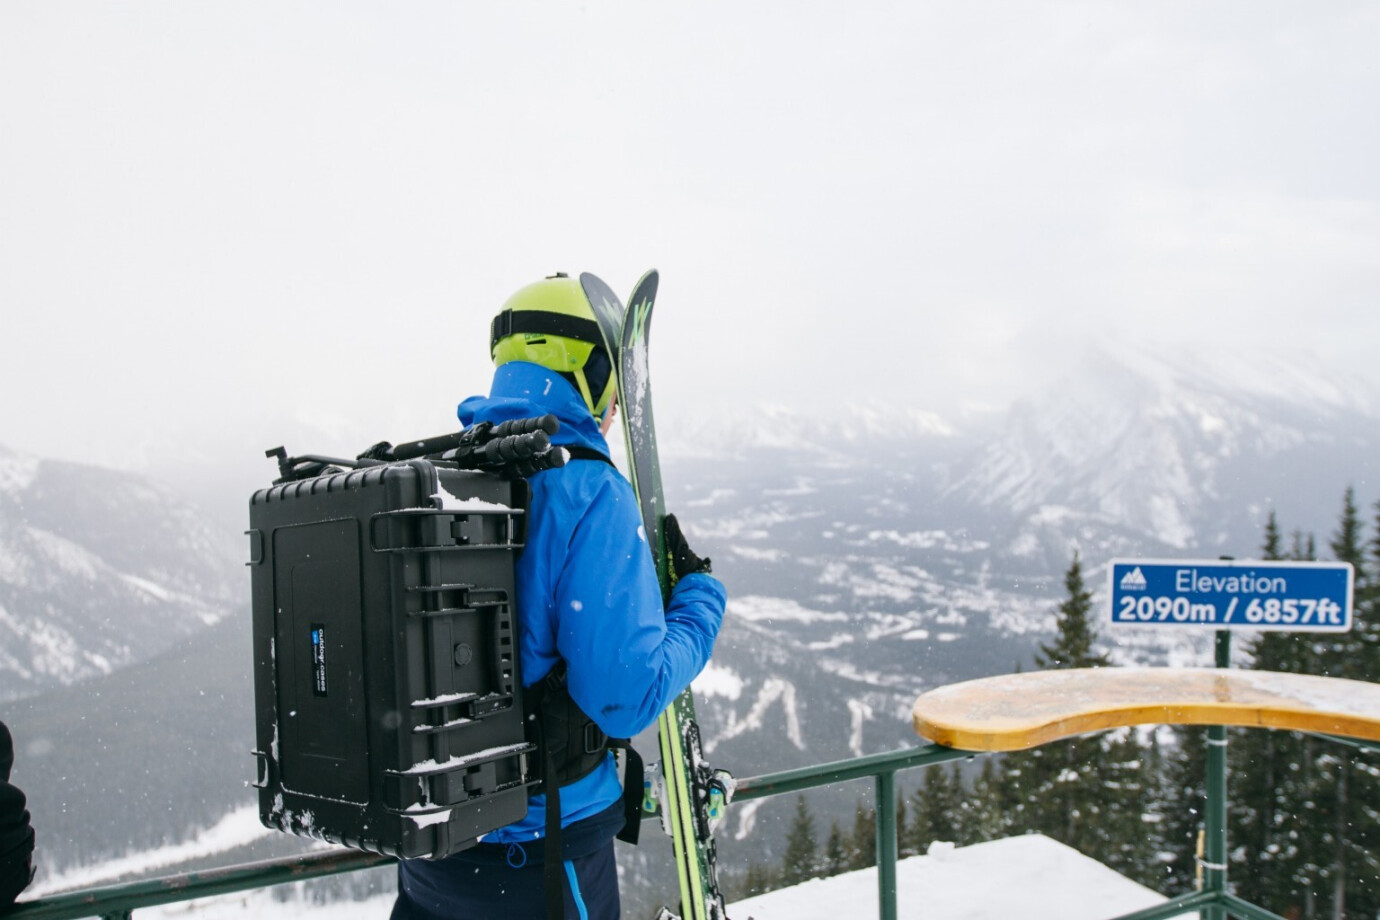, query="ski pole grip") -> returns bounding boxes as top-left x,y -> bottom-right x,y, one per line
498,445 -> 565,479
482,430 -> 550,466
490,414 -> 560,440
388,431 -> 468,461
